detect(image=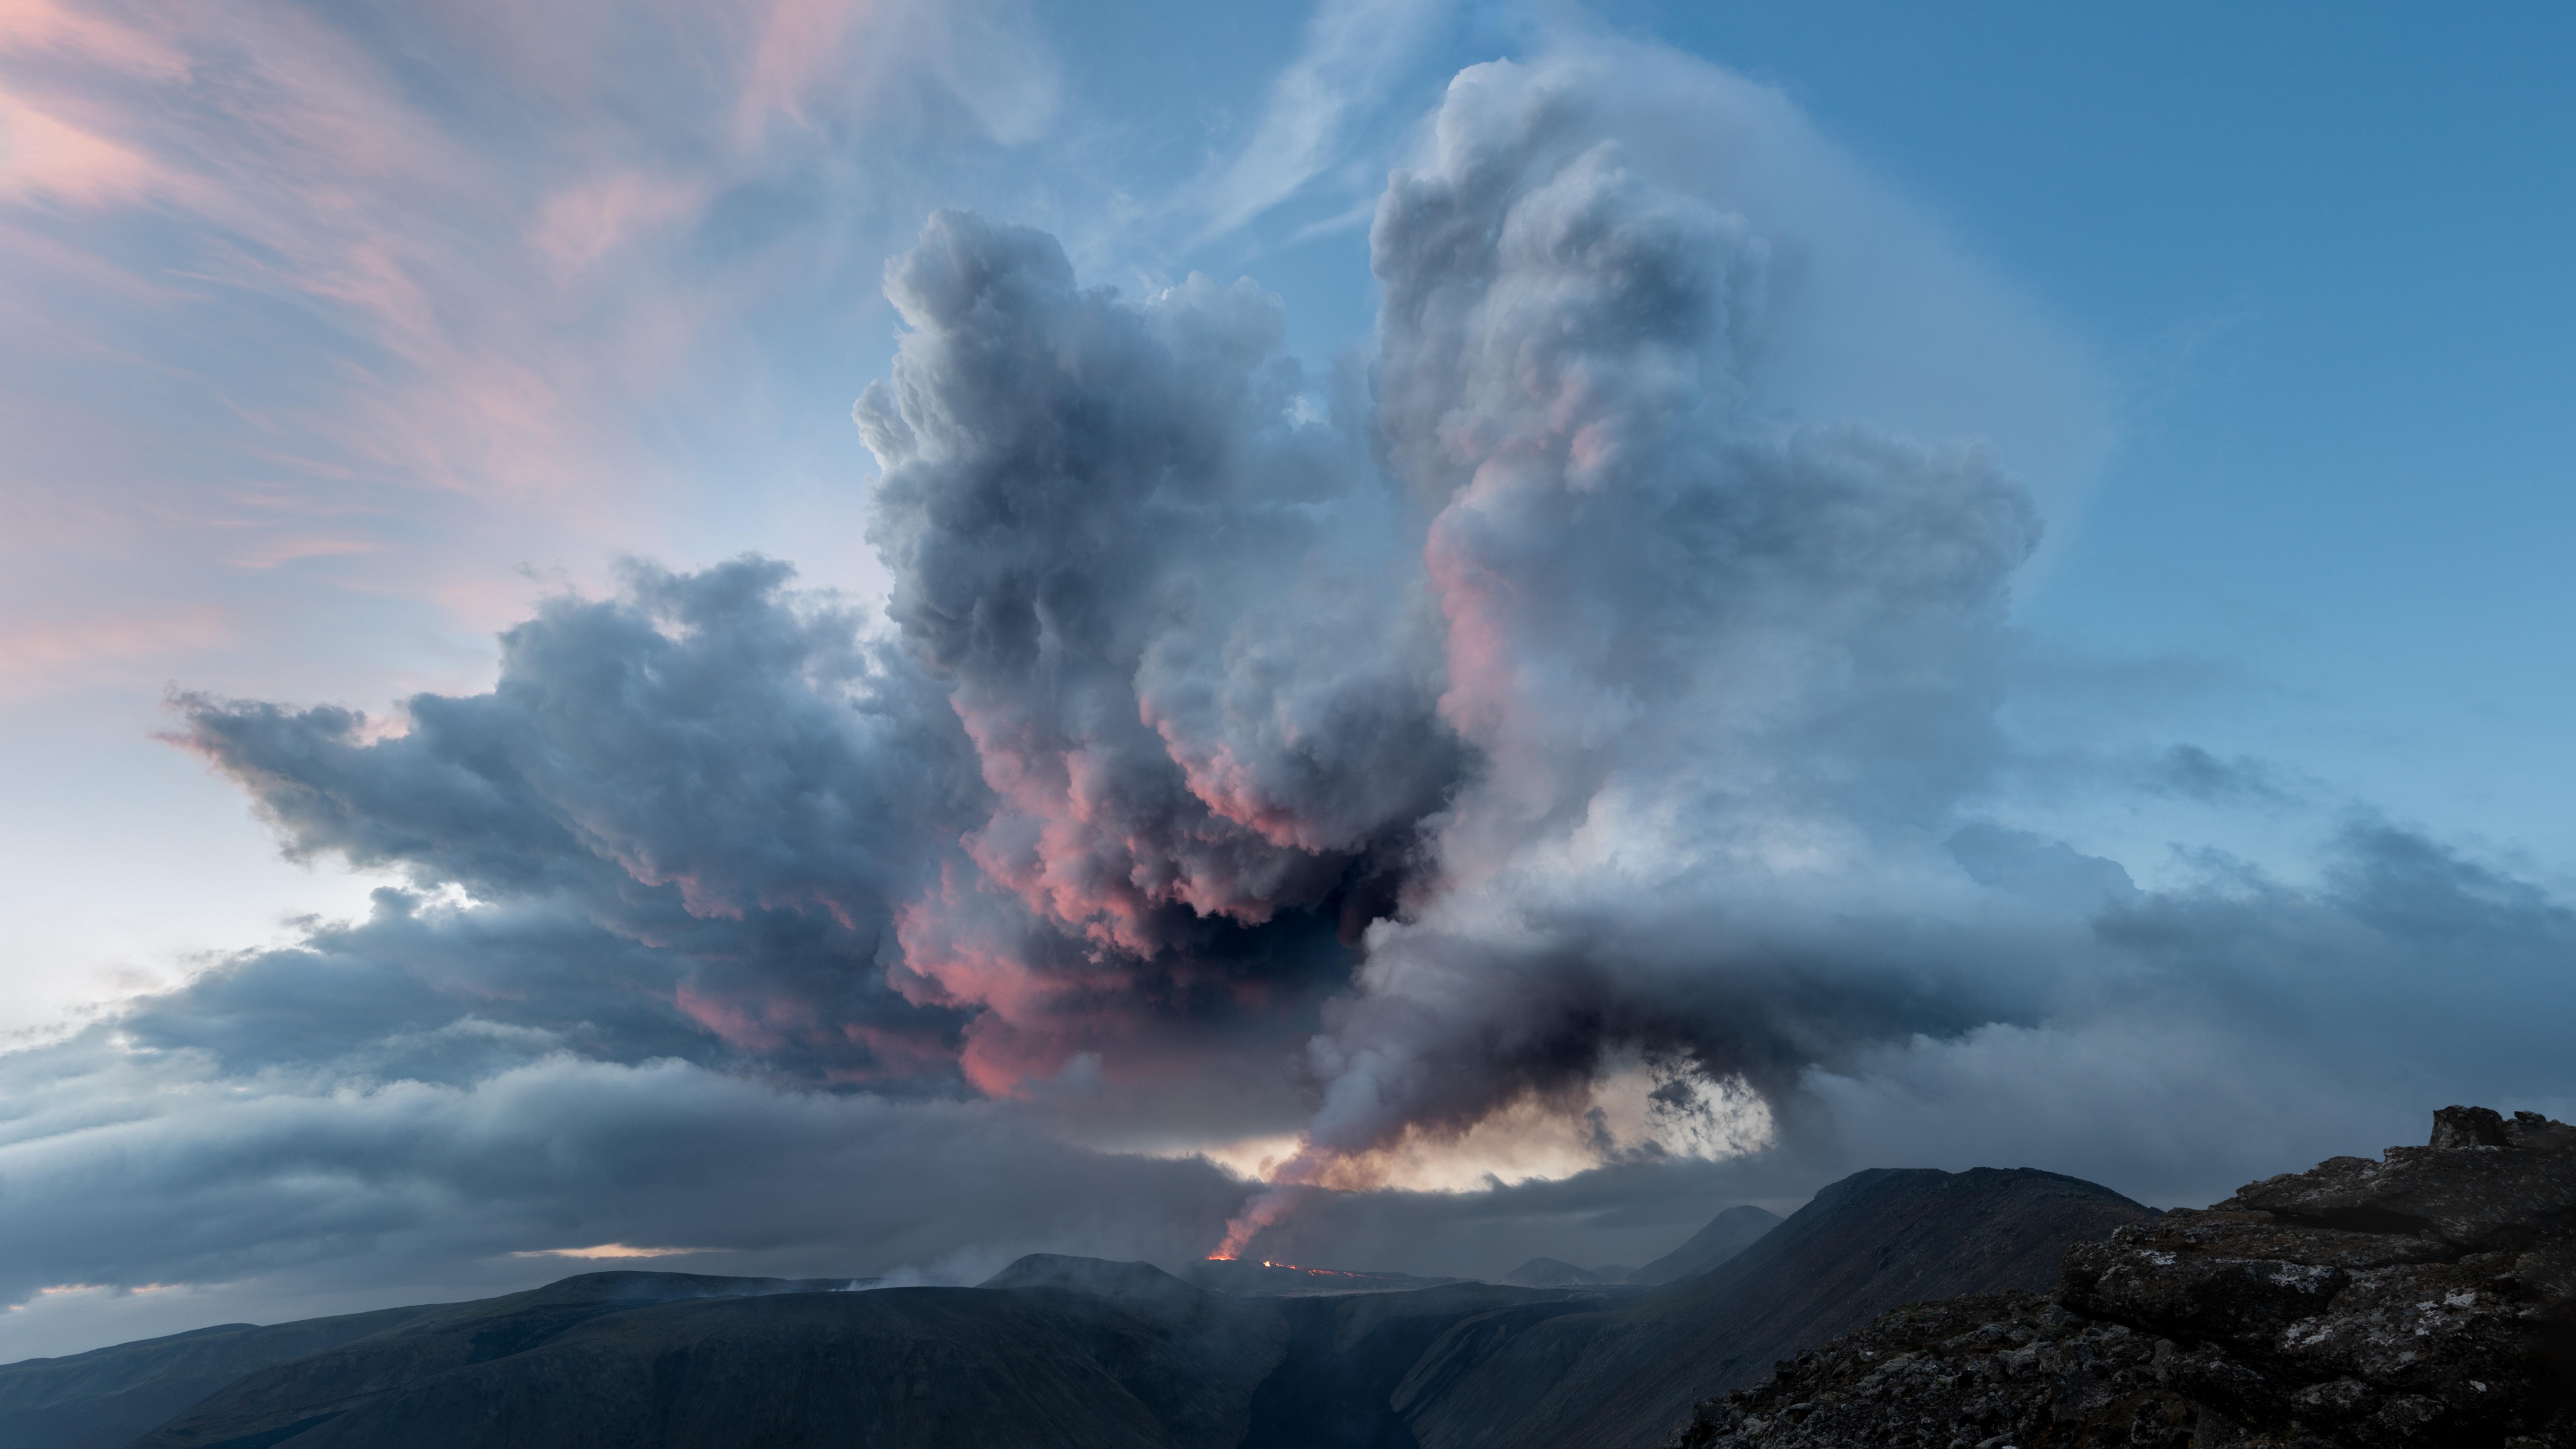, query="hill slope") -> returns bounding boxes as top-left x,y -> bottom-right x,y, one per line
1397,1167 -> 2155,1449
9,1169 -> 2146,1449
1674,1107 -> 2576,1448
0,1303 -> 451,1449
111,1259 -> 1603,1449
1499,1258 -> 1634,1287
129,1265 -> 1280,1449
1625,1205 -> 1783,1285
